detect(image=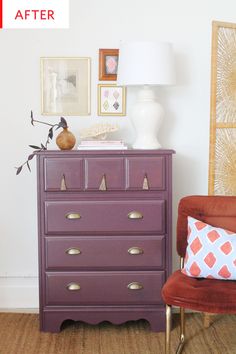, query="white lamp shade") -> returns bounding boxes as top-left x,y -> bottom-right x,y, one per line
117,41 -> 175,86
